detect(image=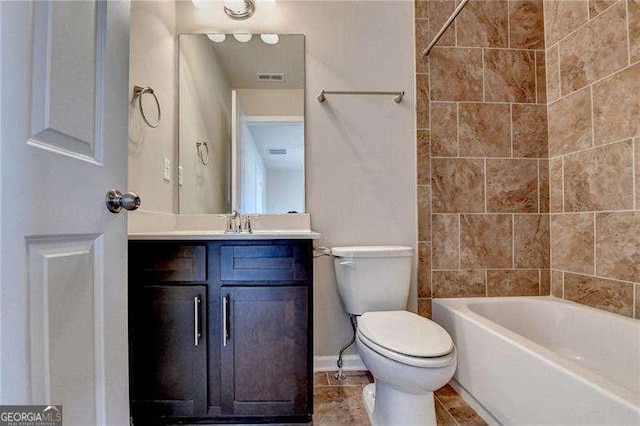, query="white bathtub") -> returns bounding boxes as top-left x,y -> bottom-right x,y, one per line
433,296 -> 640,425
